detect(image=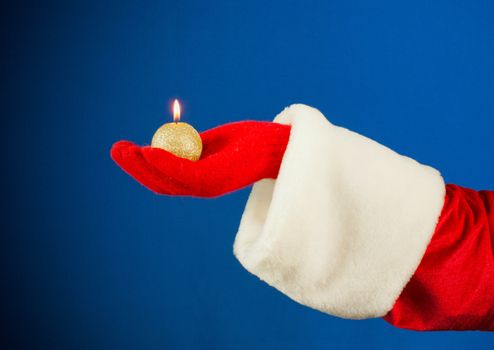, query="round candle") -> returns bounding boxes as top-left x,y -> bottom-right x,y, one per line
151,99 -> 203,161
